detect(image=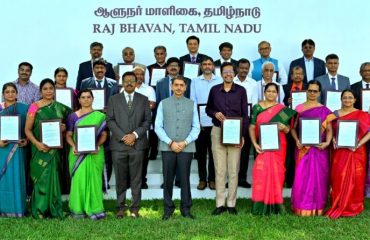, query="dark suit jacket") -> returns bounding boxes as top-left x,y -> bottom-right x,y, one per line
288,57 -> 326,83
155,76 -> 191,105
80,77 -> 118,105
179,53 -> 208,76
315,74 -> 350,104
351,80 -> 364,110
214,58 -> 238,71
106,92 -> 151,151
147,62 -> 167,88
76,60 -> 115,90
283,82 -> 308,107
